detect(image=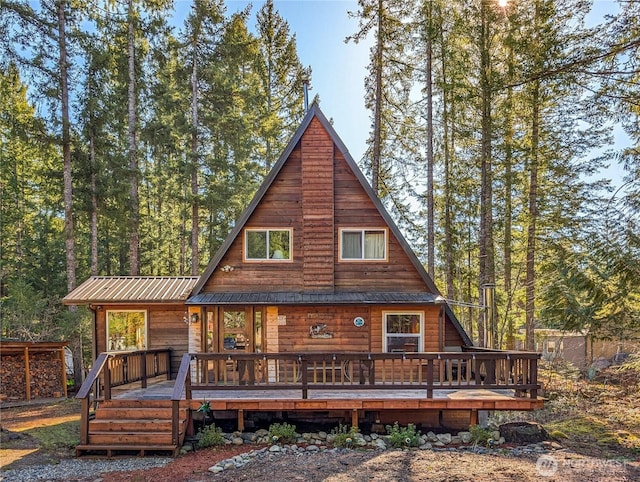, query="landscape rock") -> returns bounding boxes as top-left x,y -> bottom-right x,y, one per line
436,433 -> 452,444
499,422 -> 549,444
